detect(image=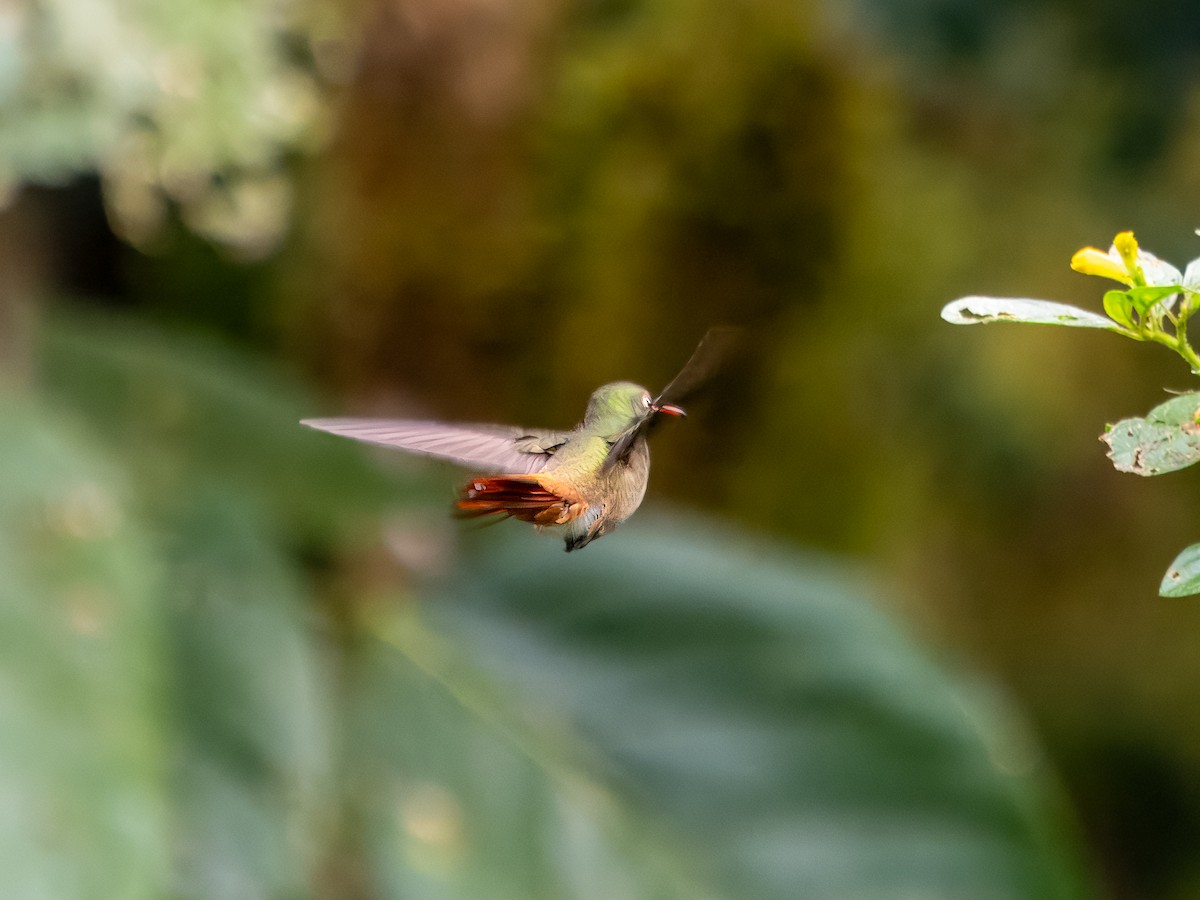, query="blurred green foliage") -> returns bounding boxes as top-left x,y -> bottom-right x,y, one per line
3,312 -> 1086,898
0,396 -> 166,899
0,0 -> 340,252
5,0 -> 1200,896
